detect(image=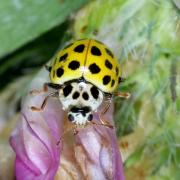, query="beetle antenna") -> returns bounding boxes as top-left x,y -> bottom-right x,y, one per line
56,126 -> 78,146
